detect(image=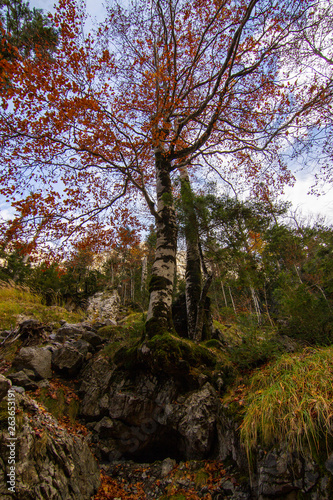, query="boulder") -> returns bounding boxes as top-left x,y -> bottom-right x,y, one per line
70,339 -> 93,356
12,346 -> 52,380
52,345 -> 84,377
0,392 -> 100,500
81,330 -> 104,347
55,324 -> 85,342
